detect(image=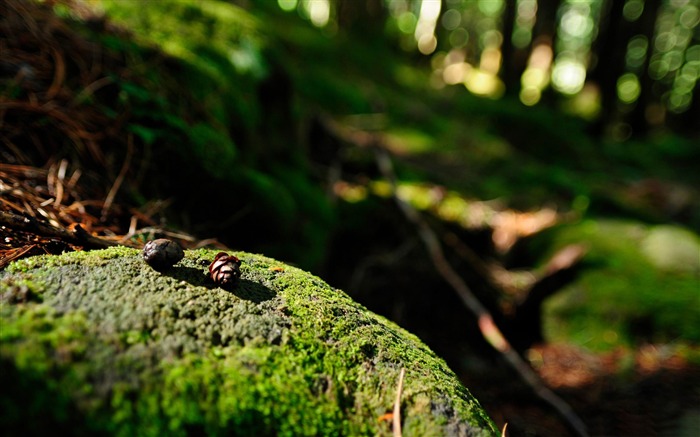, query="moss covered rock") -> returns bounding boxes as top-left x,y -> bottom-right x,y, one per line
537,220 -> 700,351
0,247 -> 497,436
